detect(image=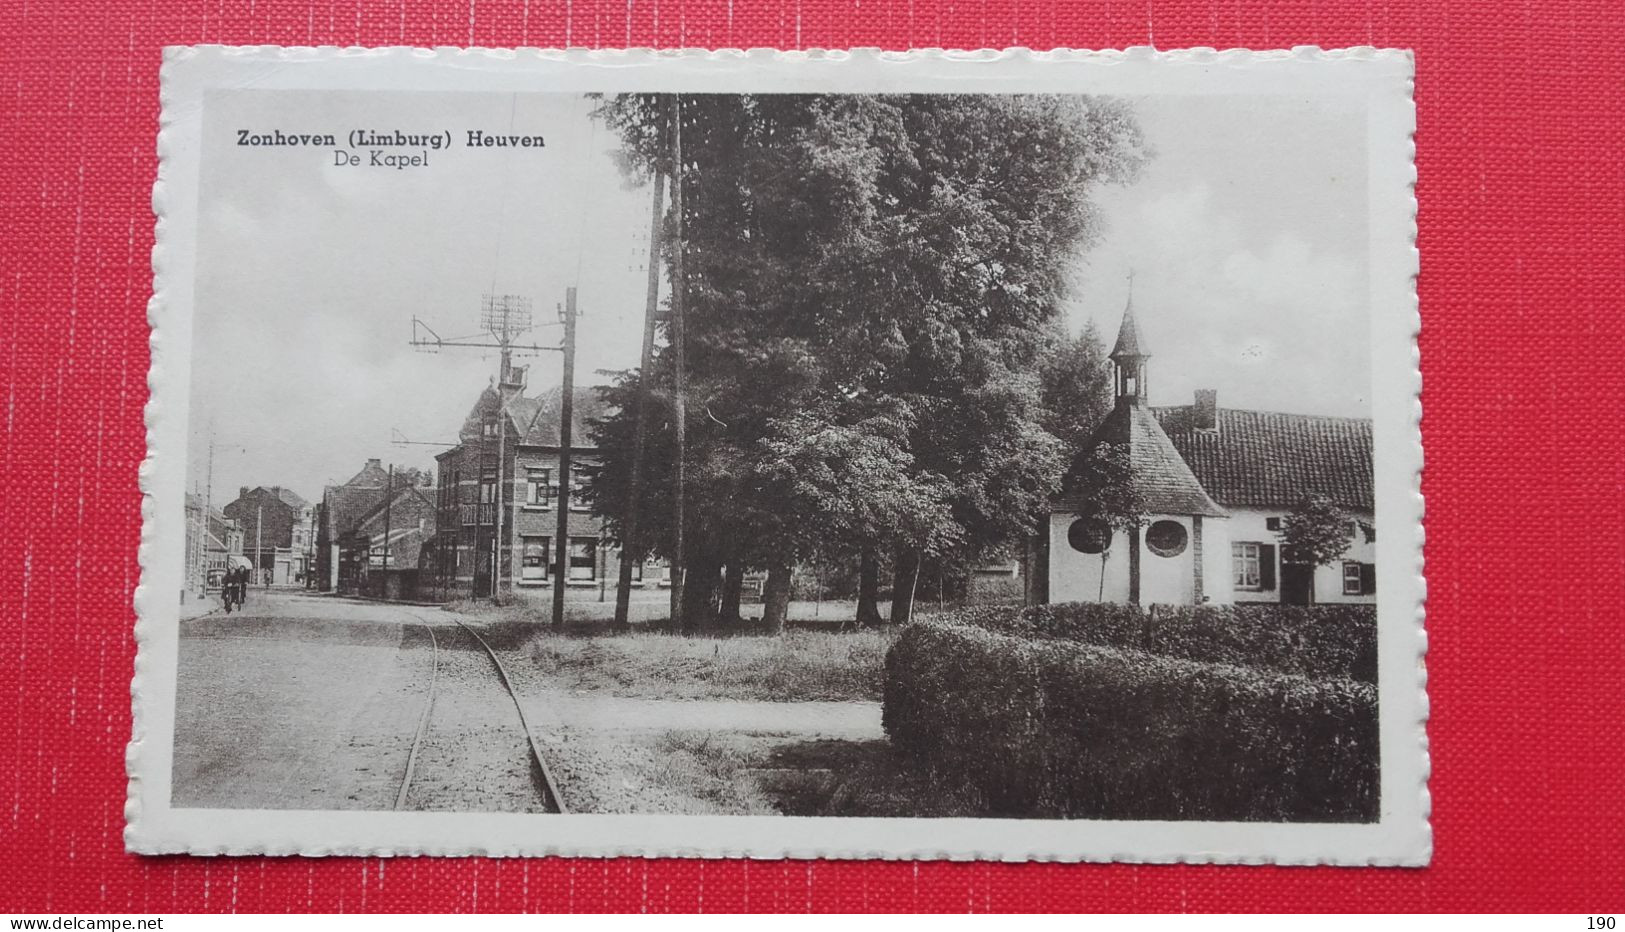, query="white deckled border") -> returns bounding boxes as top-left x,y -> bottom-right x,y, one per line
132,45 -> 1426,864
